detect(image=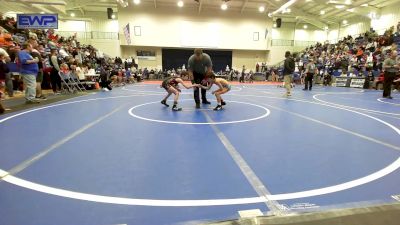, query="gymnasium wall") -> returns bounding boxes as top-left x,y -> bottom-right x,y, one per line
331,18 -> 371,40
58,12 -> 119,32
269,22 -> 329,65
271,23 -> 296,40
271,22 -> 328,42
270,19 -> 370,44
268,46 -> 306,65
371,1 -> 400,34
117,5 -> 271,50
57,12 -> 121,57
232,50 -> 269,71
327,1 -> 400,41
294,29 -> 327,42
58,20 -> 87,32
120,46 -> 162,69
